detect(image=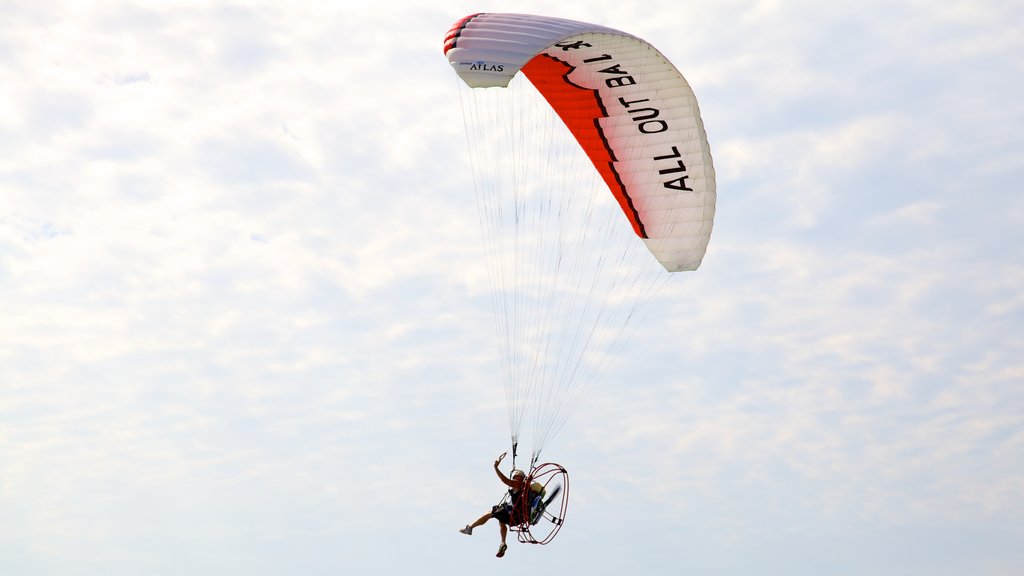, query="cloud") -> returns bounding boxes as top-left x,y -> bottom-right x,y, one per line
2,1 -> 1023,574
